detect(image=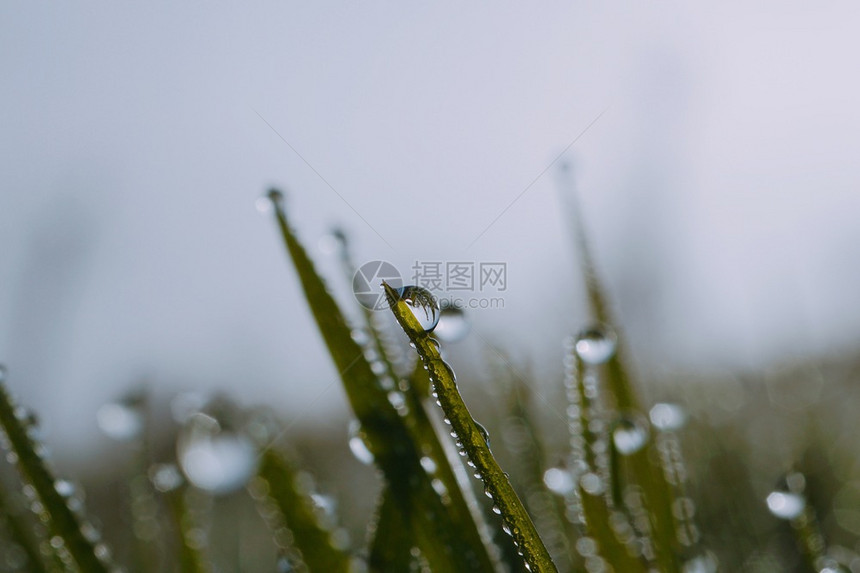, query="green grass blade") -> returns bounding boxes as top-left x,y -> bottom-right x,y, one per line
0,483 -> 50,573
266,191 -> 495,573
253,449 -> 351,572
561,181 -> 681,571
0,375 -> 112,572
368,488 -> 414,572
570,355 -> 647,573
502,377 -> 576,572
382,281 -> 557,573
163,487 -> 211,573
